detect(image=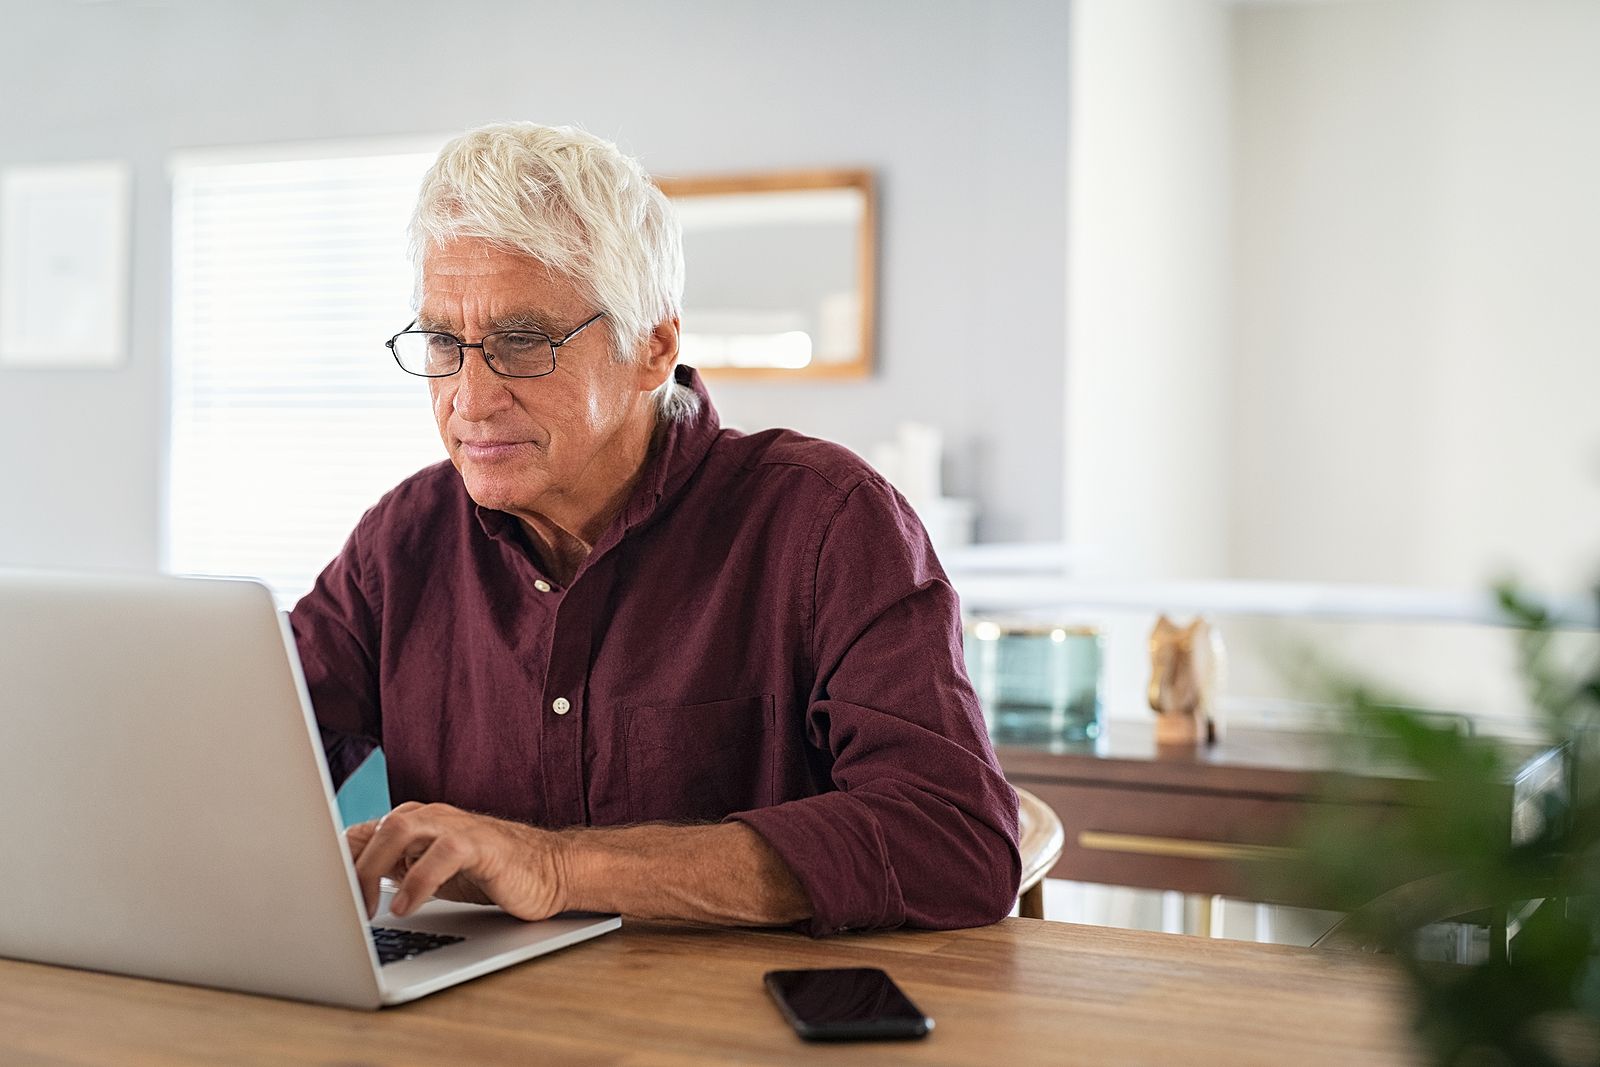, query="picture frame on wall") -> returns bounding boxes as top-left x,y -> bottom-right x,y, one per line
0,160 -> 132,369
